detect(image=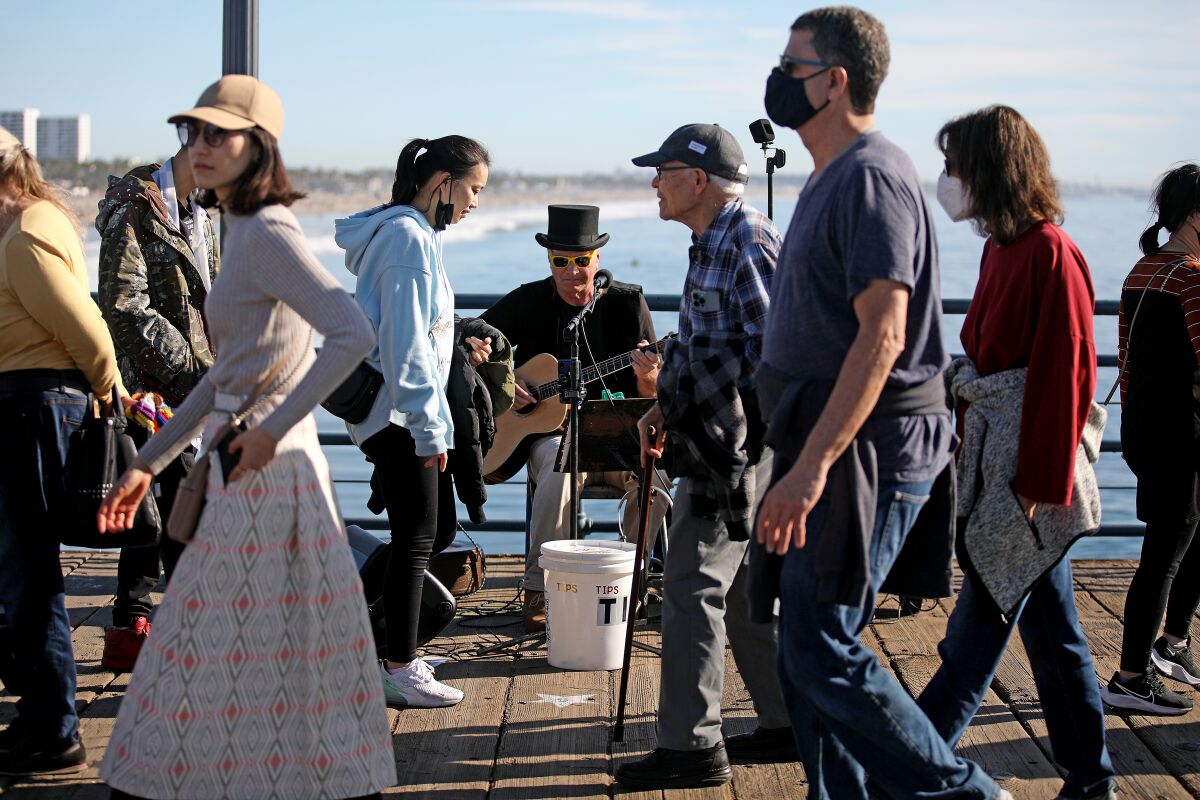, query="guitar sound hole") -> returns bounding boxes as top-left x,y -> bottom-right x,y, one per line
514,400 -> 538,417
